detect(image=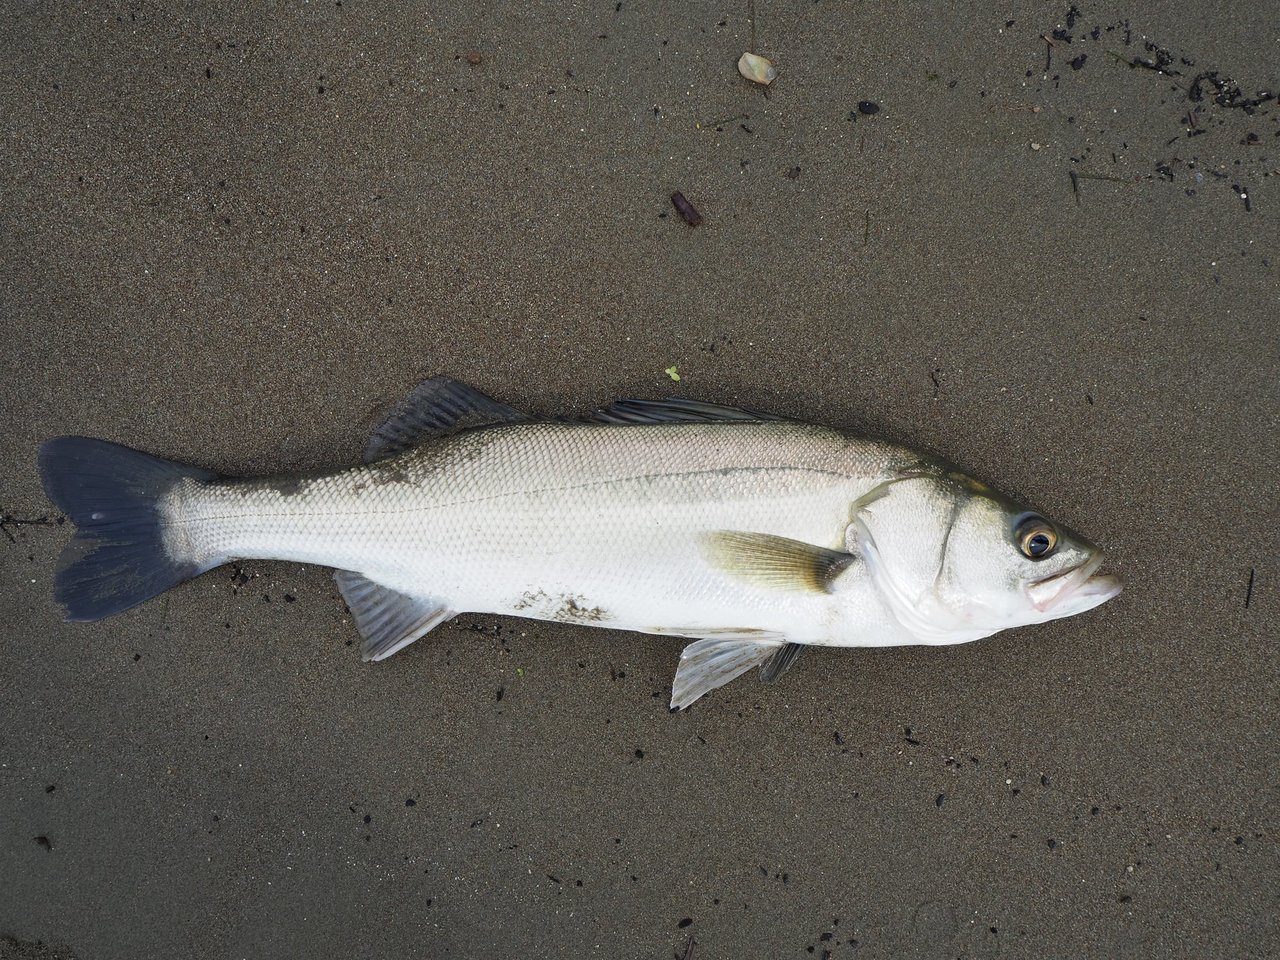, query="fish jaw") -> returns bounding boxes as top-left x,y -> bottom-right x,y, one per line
1025,553 -> 1123,620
